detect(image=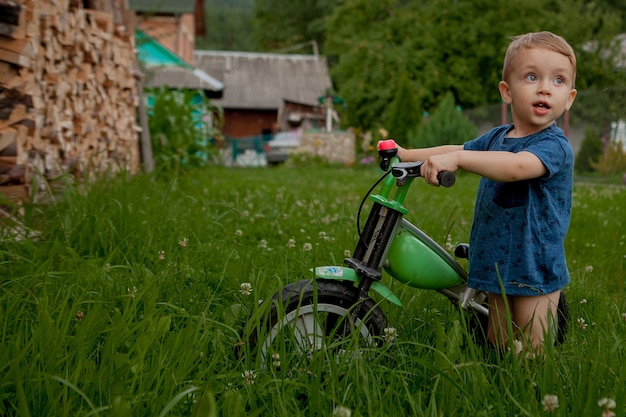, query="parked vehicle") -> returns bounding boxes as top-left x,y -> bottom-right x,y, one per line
264,131 -> 301,165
